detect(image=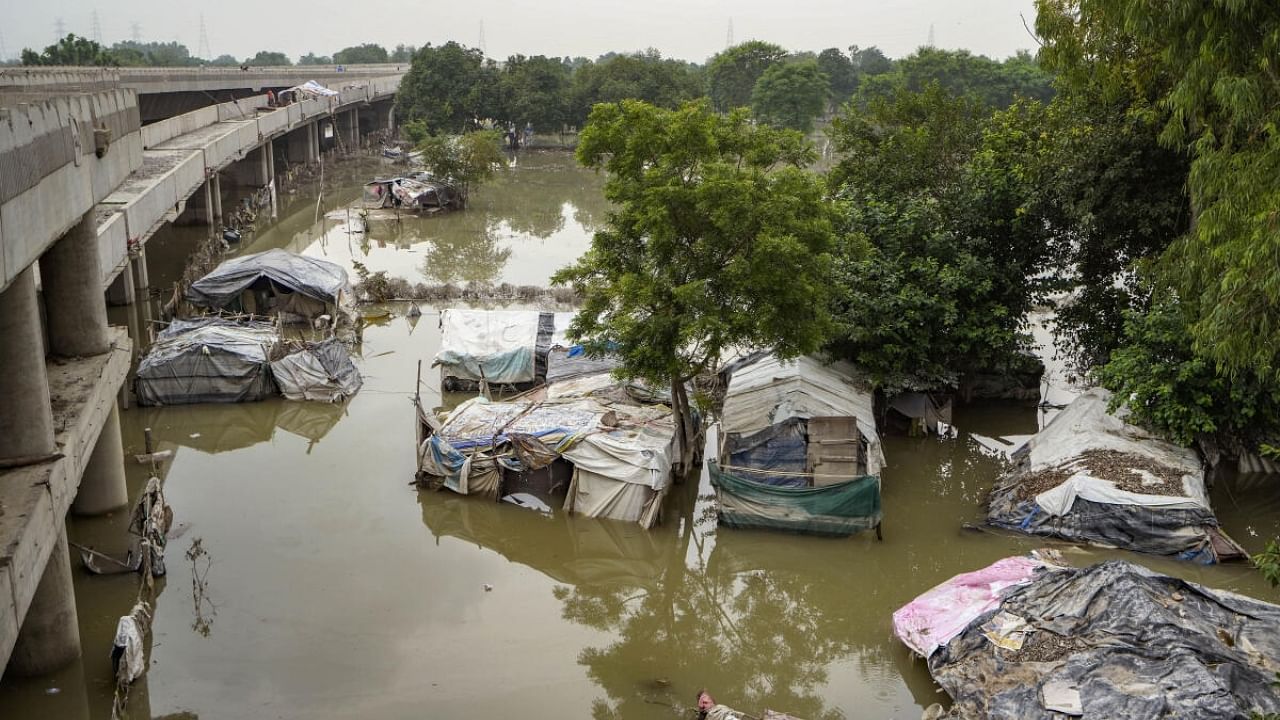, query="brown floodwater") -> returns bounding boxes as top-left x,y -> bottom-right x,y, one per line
2,151 -> 1278,720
